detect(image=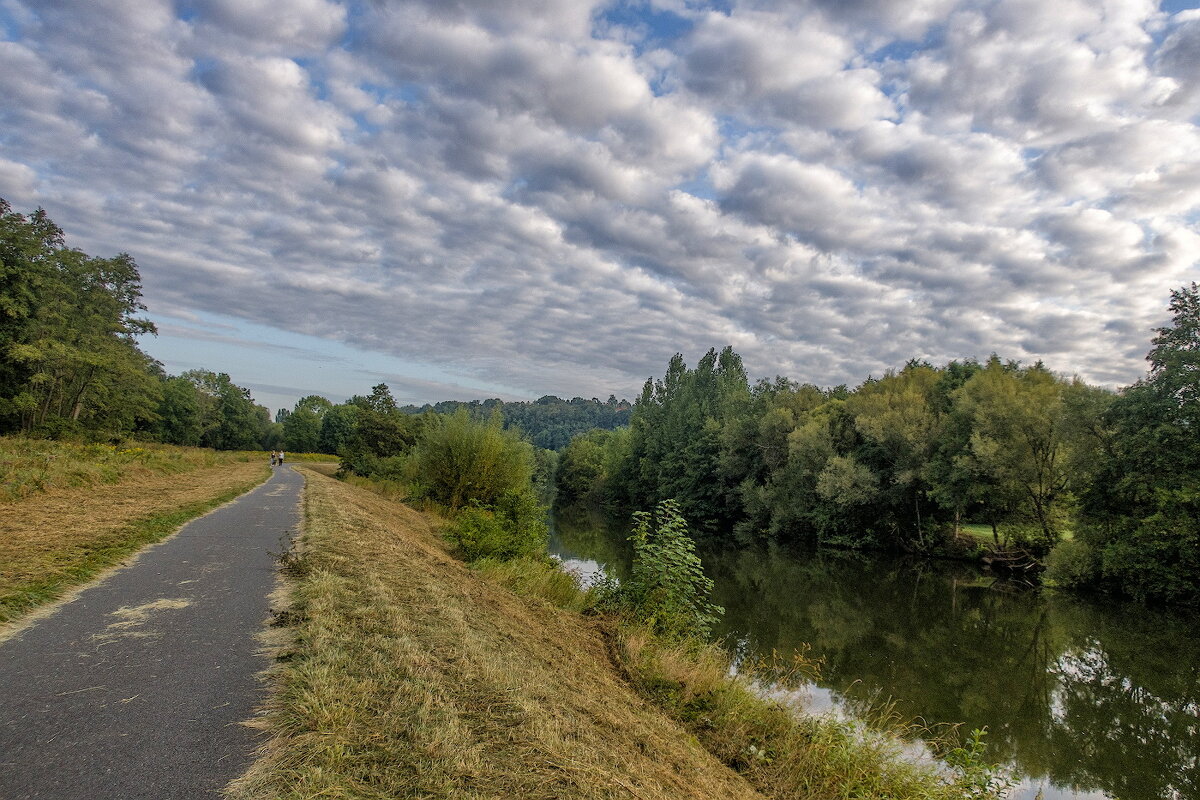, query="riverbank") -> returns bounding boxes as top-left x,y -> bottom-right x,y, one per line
231,467 -> 1003,800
